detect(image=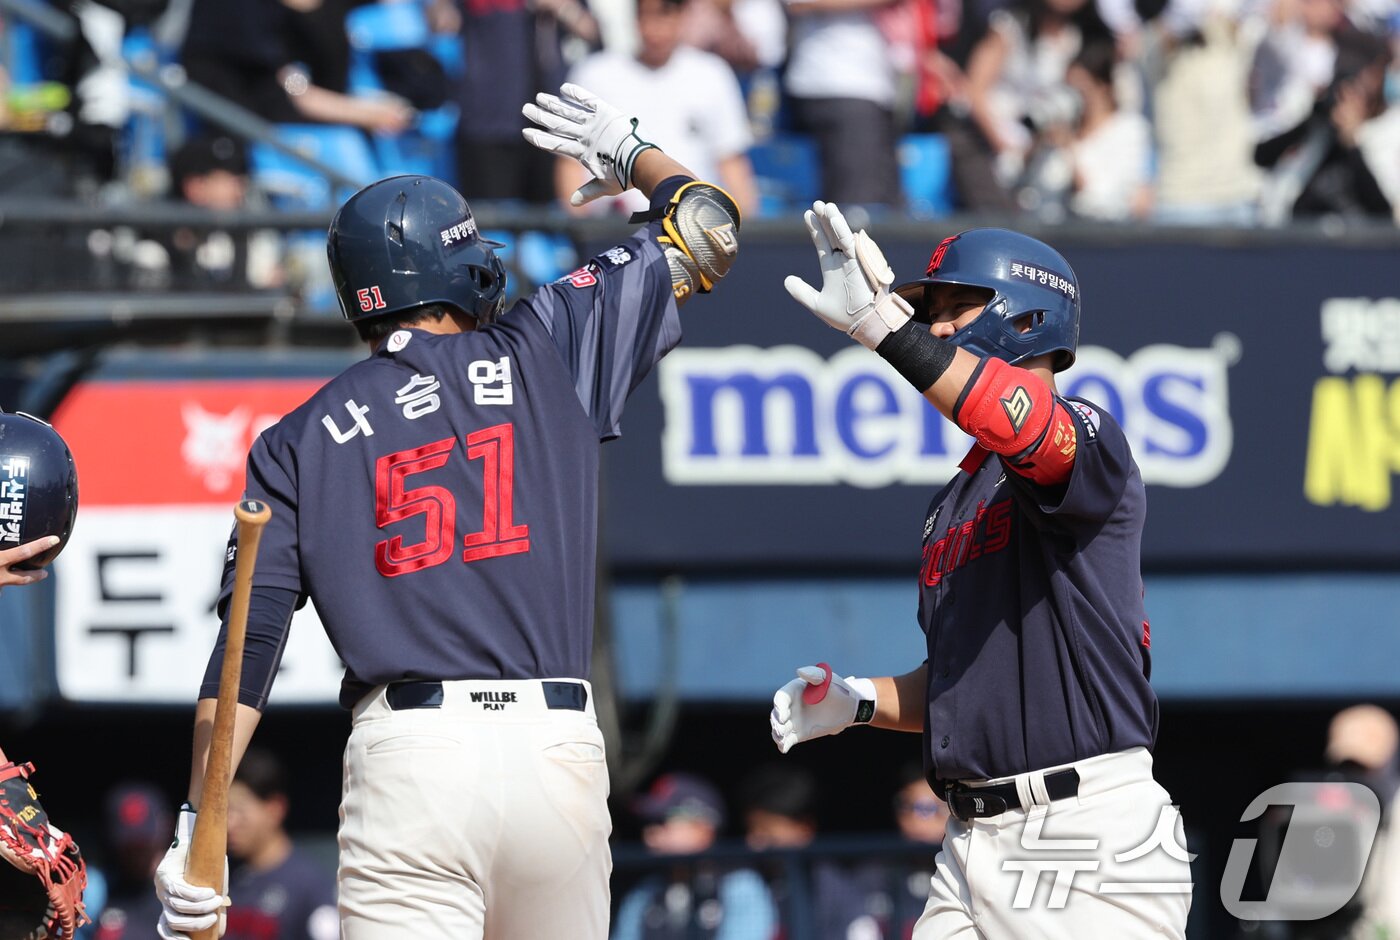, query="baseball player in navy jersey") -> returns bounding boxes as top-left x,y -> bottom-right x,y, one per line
770,202 -> 1191,939
151,83 -> 741,940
